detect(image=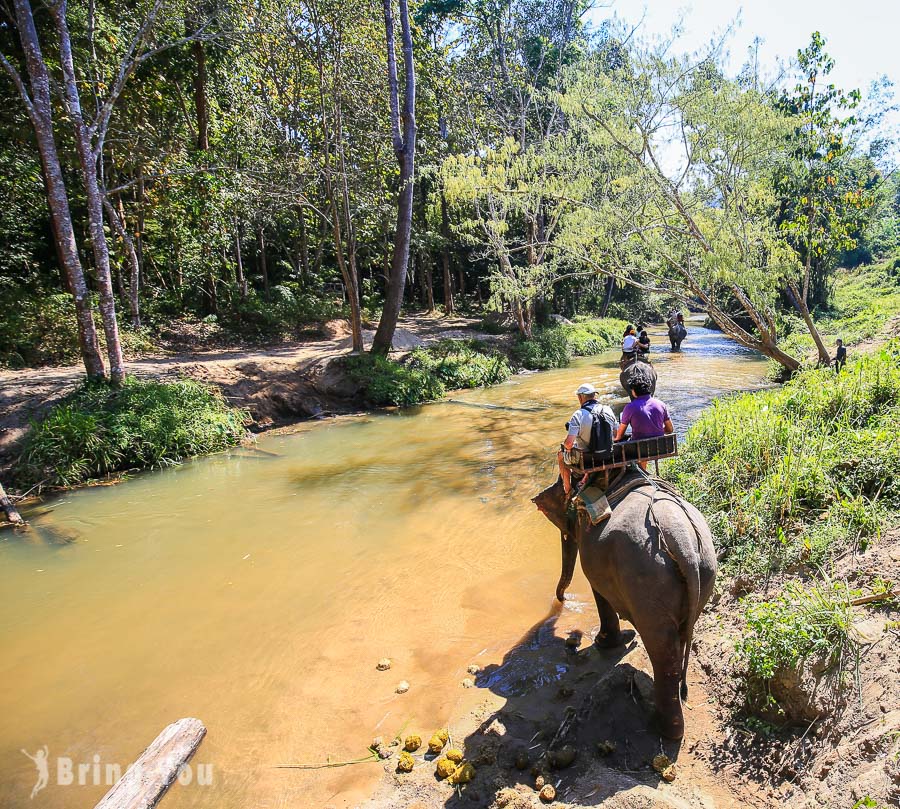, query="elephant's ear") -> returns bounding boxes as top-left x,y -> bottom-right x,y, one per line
532,478 -> 568,533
